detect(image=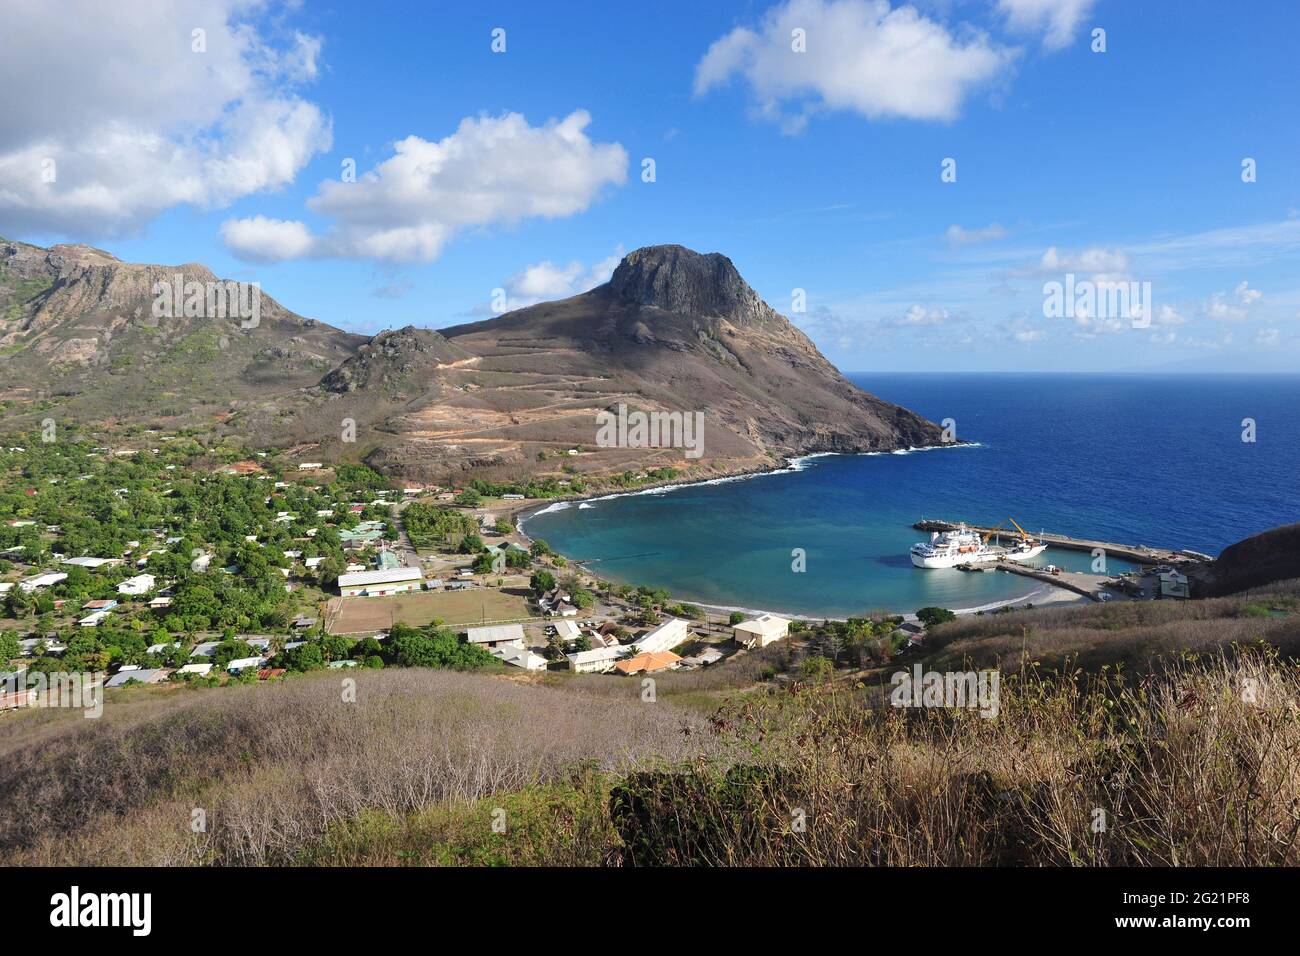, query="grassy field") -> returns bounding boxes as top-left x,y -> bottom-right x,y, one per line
326,587 -> 534,633
3,643 -> 1297,866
